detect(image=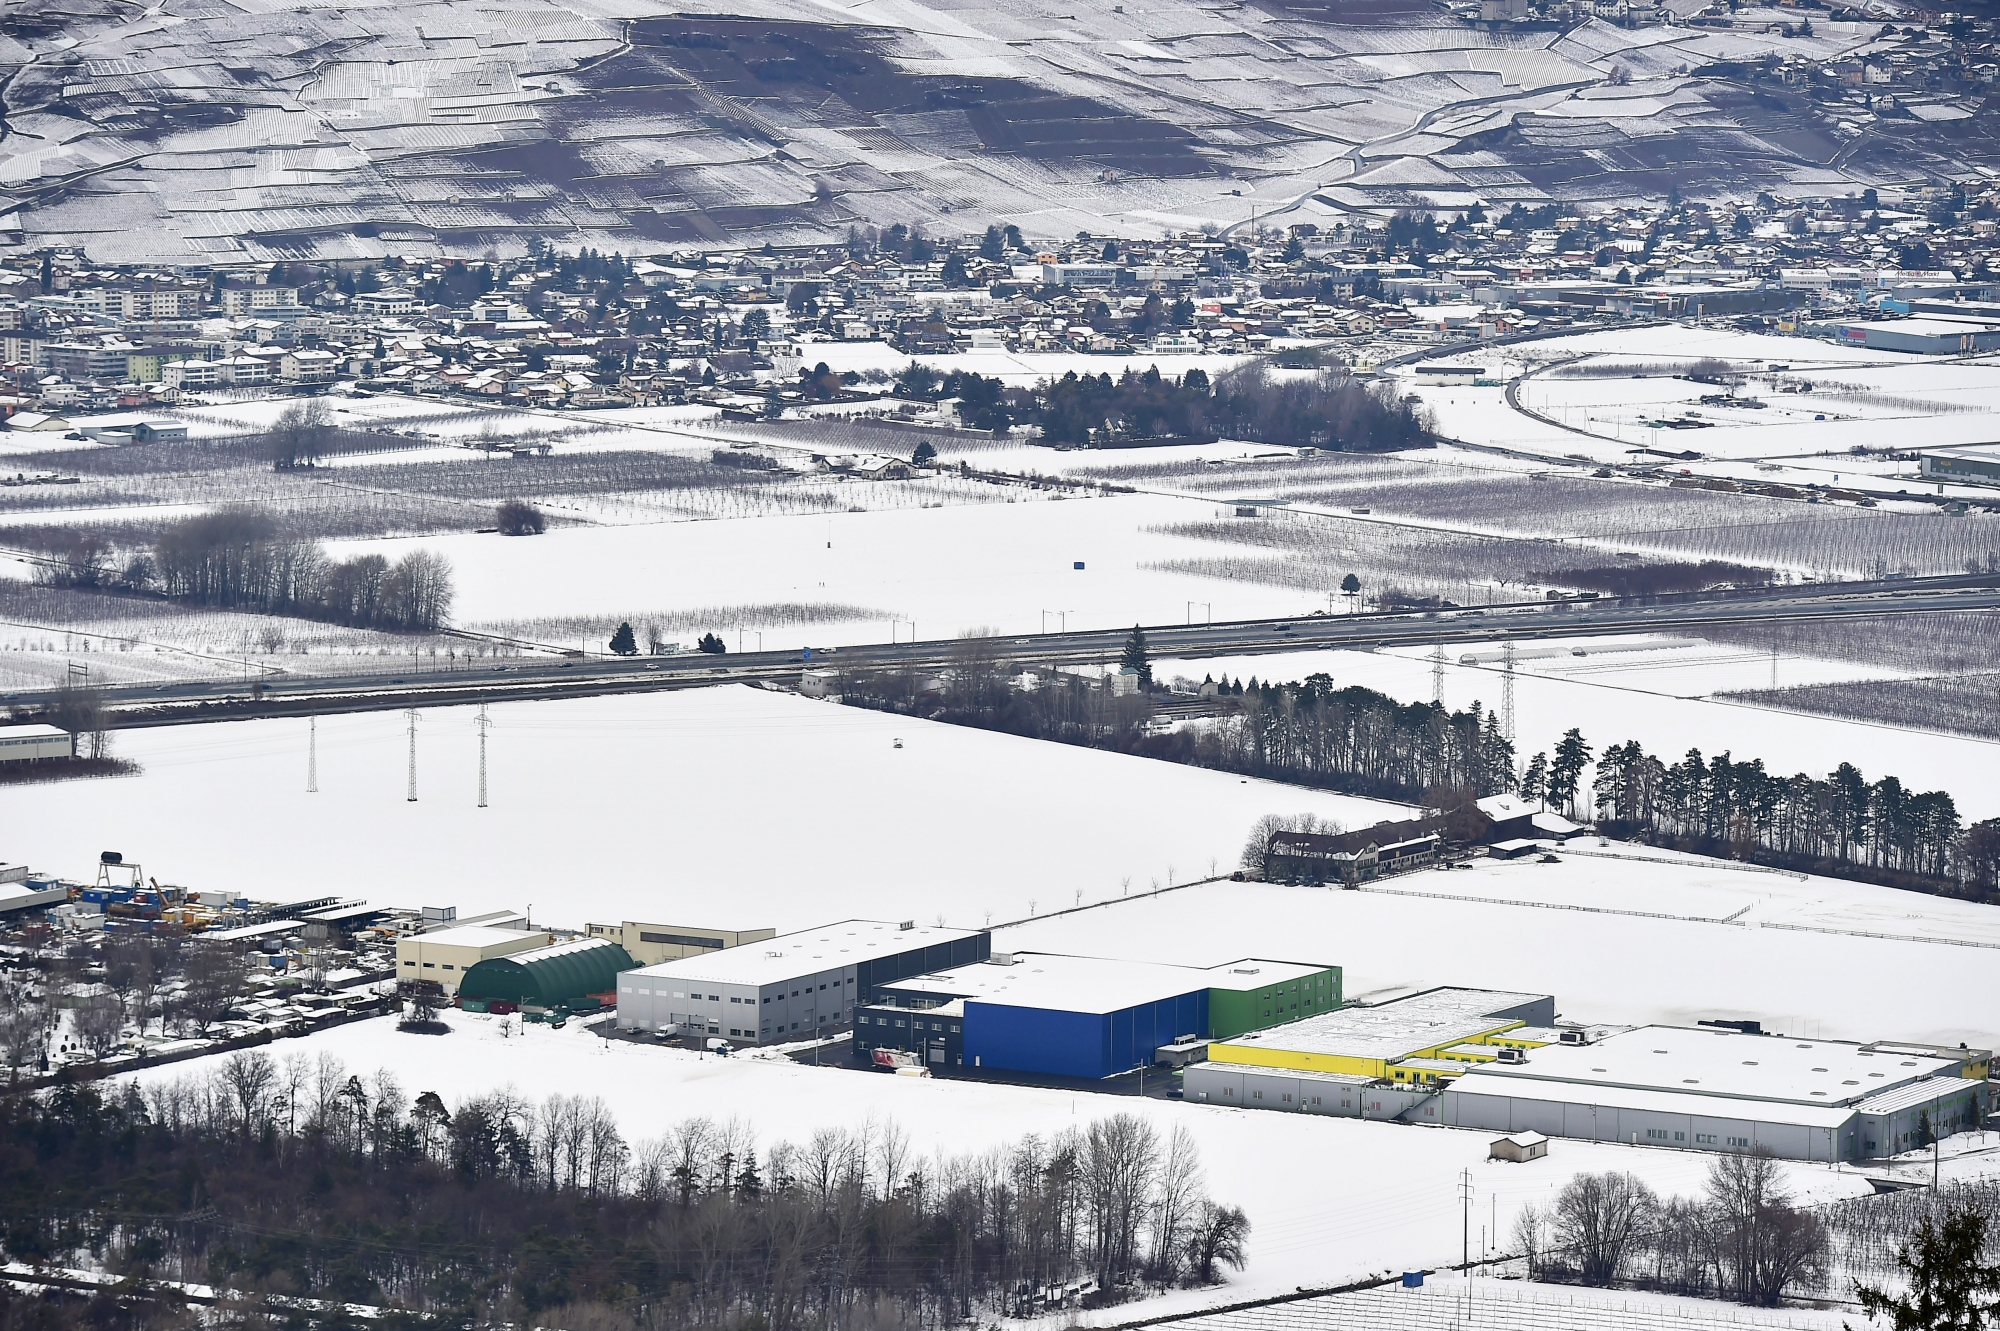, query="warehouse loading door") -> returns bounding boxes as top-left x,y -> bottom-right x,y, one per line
929,1040 -> 945,1064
